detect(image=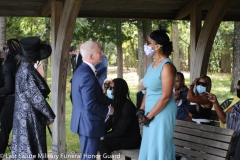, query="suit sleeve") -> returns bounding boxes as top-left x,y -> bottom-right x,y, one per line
104,100 -> 136,138
80,74 -> 108,118
95,55 -> 108,75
